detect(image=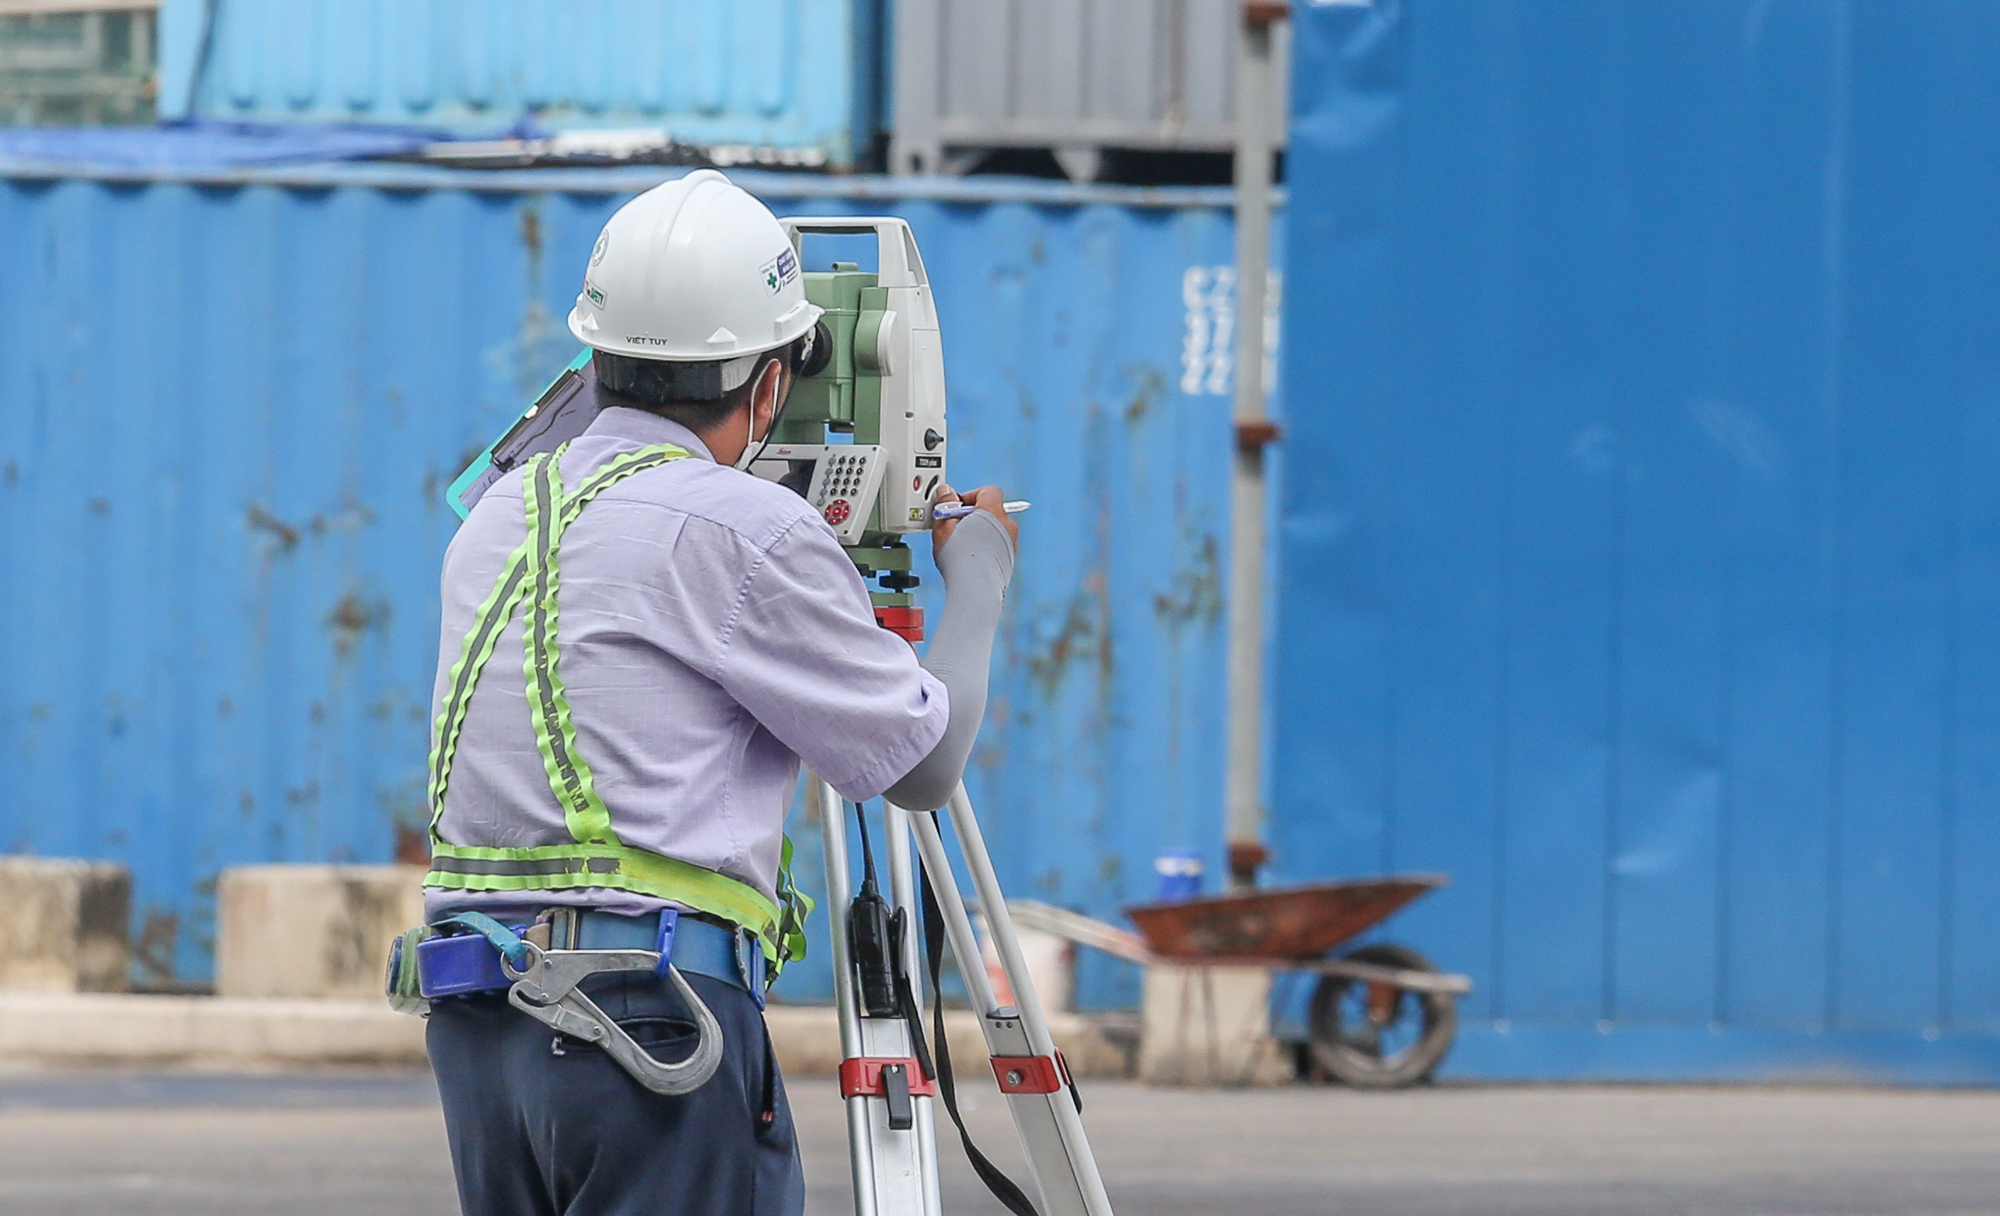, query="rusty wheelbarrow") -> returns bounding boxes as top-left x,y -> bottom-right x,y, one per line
1011,876 -> 1470,1088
